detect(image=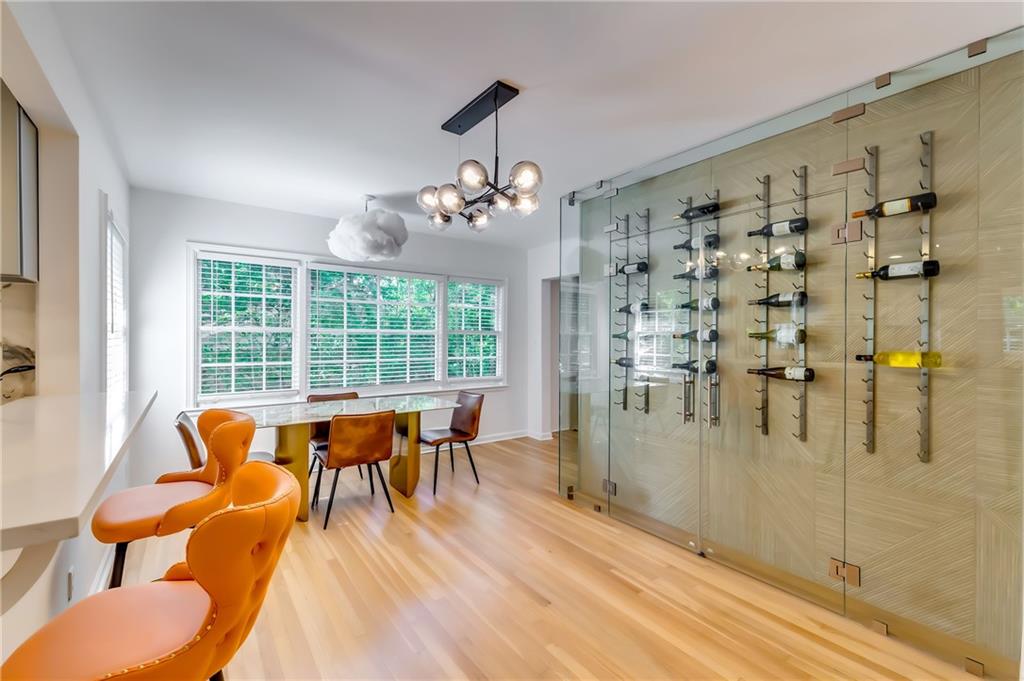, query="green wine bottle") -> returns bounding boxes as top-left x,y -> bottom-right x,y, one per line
747,251 -> 806,272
